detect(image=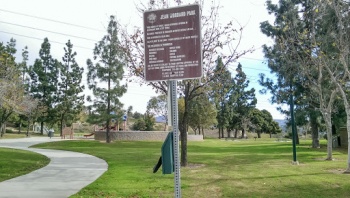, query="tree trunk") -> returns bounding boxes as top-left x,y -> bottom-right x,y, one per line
234,129 -> 238,138
179,111 -> 188,167
310,114 -> 320,148
219,127 -> 224,138
179,93 -> 190,167
257,130 -> 261,138
201,127 -> 204,138
40,121 -> 44,135
322,112 -> 333,160
296,131 -> 300,145
0,123 -> 4,137
26,120 -> 30,137
106,120 -> 111,143
60,115 -> 64,137
106,76 -> 111,143
241,128 -> 245,139
323,63 -> 349,169
18,119 -> 22,134
344,106 -> 350,173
